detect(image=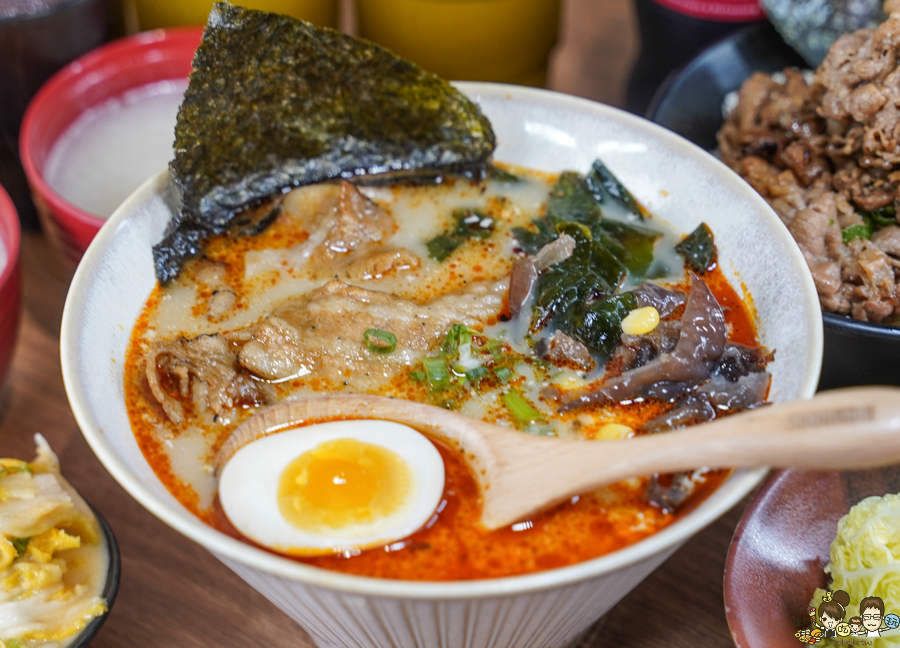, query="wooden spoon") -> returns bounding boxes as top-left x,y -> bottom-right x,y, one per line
215,386 -> 900,531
